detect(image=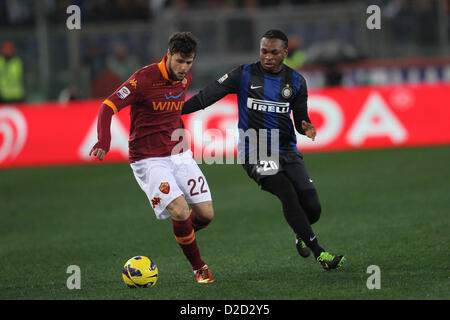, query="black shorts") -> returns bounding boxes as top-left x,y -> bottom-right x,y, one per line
242,152 -> 315,191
